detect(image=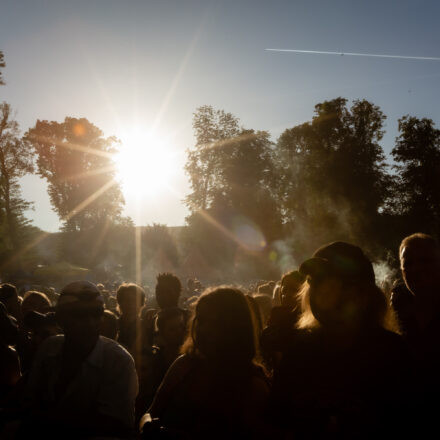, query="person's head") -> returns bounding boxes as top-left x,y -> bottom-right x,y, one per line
155,273 -> 182,309
298,242 -> 386,331
21,291 -> 51,318
0,283 -> 22,323
272,283 -> 281,306
157,307 -> 186,348
187,278 -> 195,291
56,281 -> 104,347
0,302 -> 18,346
194,279 -> 202,292
24,311 -> 59,346
280,270 -> 306,309
257,283 -> 273,296
107,295 -> 117,312
116,283 -> 145,318
399,233 -> 440,299
183,287 -> 256,367
100,310 -> 118,340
